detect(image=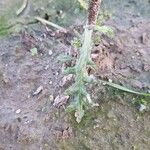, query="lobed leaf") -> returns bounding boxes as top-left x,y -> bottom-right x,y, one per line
57,54 -> 73,62
99,79 -> 150,97
63,67 -> 76,75
95,25 -> 114,37
77,0 -> 88,10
